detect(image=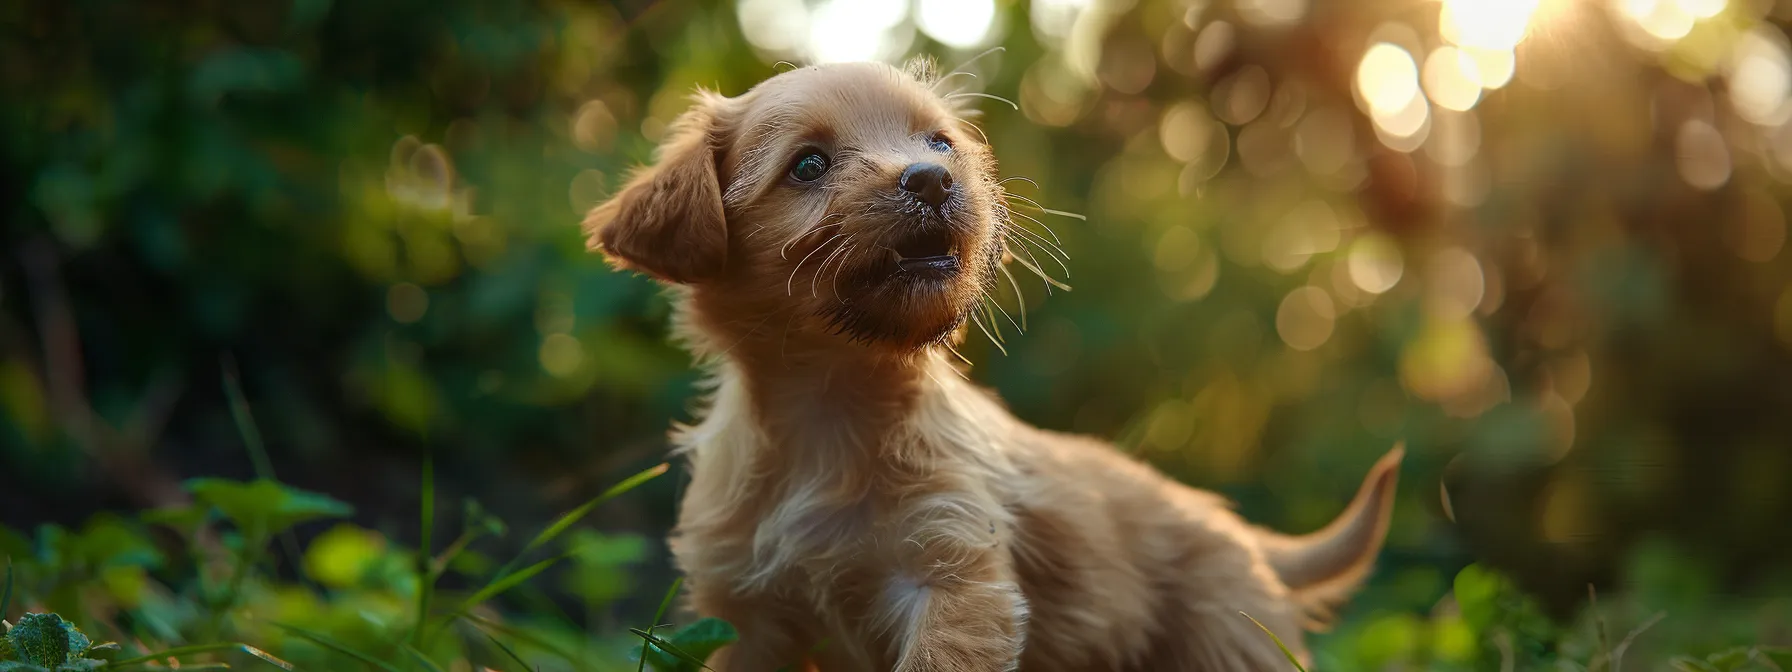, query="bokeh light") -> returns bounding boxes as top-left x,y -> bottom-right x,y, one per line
917,0 -> 999,49
1423,46 -> 1484,112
